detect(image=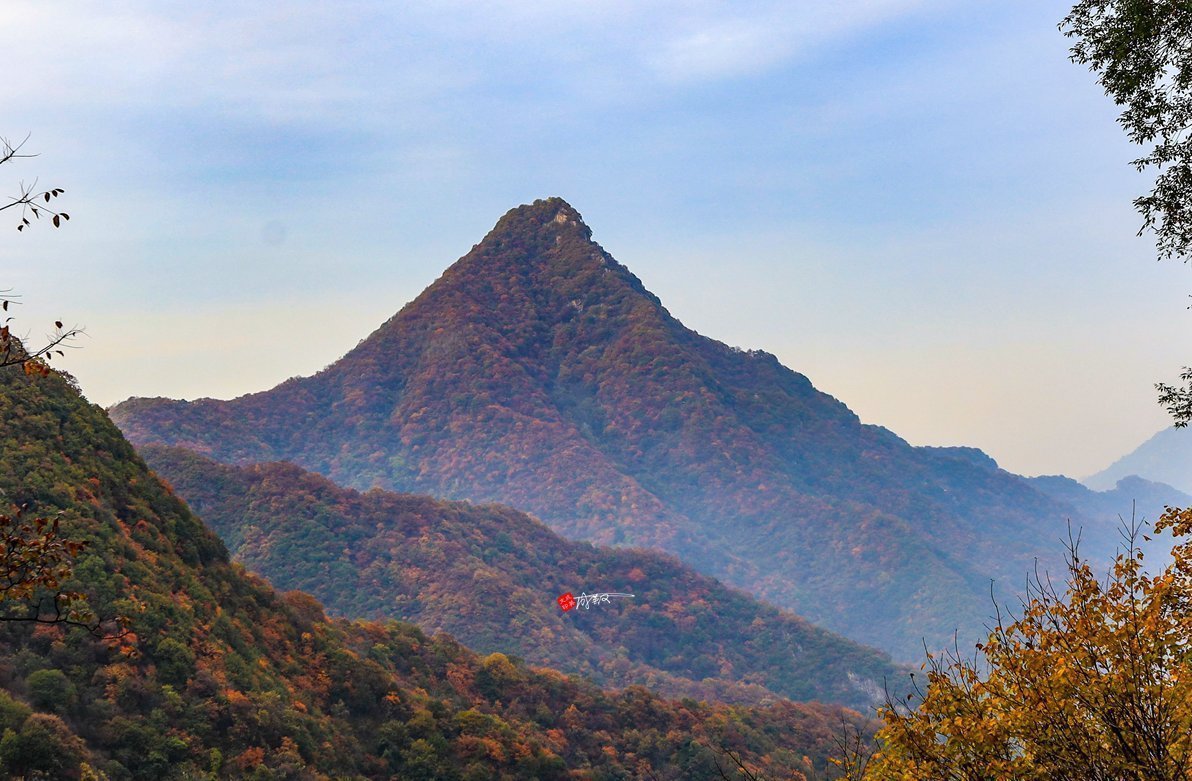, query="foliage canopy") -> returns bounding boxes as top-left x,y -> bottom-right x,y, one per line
849,509 -> 1192,780
1061,2 -> 1192,424
1062,0 -> 1192,261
